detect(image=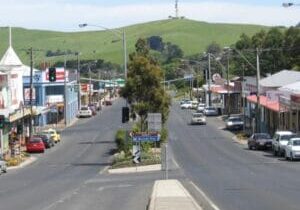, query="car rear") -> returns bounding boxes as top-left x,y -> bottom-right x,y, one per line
191,113 -> 206,125
26,137 -> 45,153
